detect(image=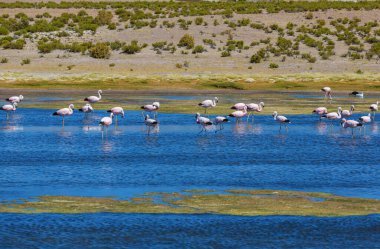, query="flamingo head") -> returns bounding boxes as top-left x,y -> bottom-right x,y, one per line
98,90 -> 103,94
259,102 -> 265,107
272,111 -> 278,117
152,102 -> 160,108
195,113 -> 200,119
110,113 -> 114,118
19,95 -> 24,100
340,118 -> 347,125
351,105 -> 355,111
214,97 -> 219,103
69,104 -> 74,109
145,114 -> 150,120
